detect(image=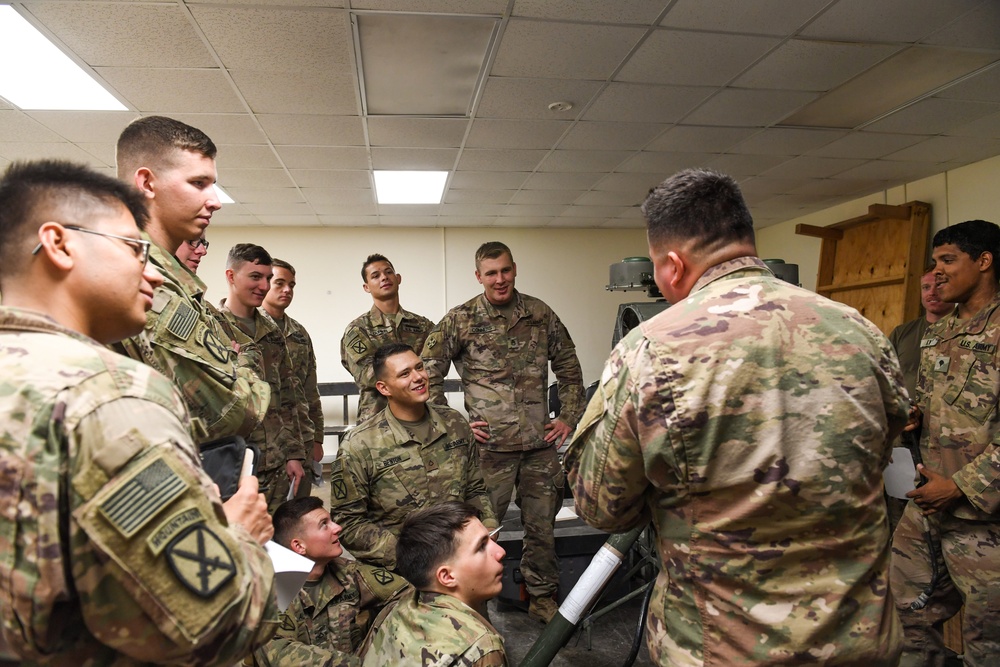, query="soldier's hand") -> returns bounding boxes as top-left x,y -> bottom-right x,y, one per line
223,475 -> 274,545
544,419 -> 573,447
907,464 -> 964,516
312,441 -> 324,462
903,404 -> 922,432
286,459 -> 305,495
470,420 -> 490,443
